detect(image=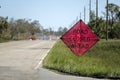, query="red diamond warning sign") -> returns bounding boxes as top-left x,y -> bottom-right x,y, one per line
60,20 -> 99,56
